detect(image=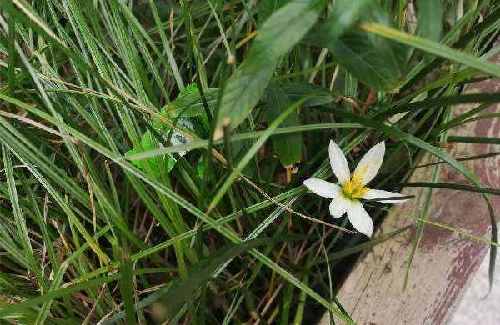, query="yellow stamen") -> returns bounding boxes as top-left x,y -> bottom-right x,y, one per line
342,174 -> 367,200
